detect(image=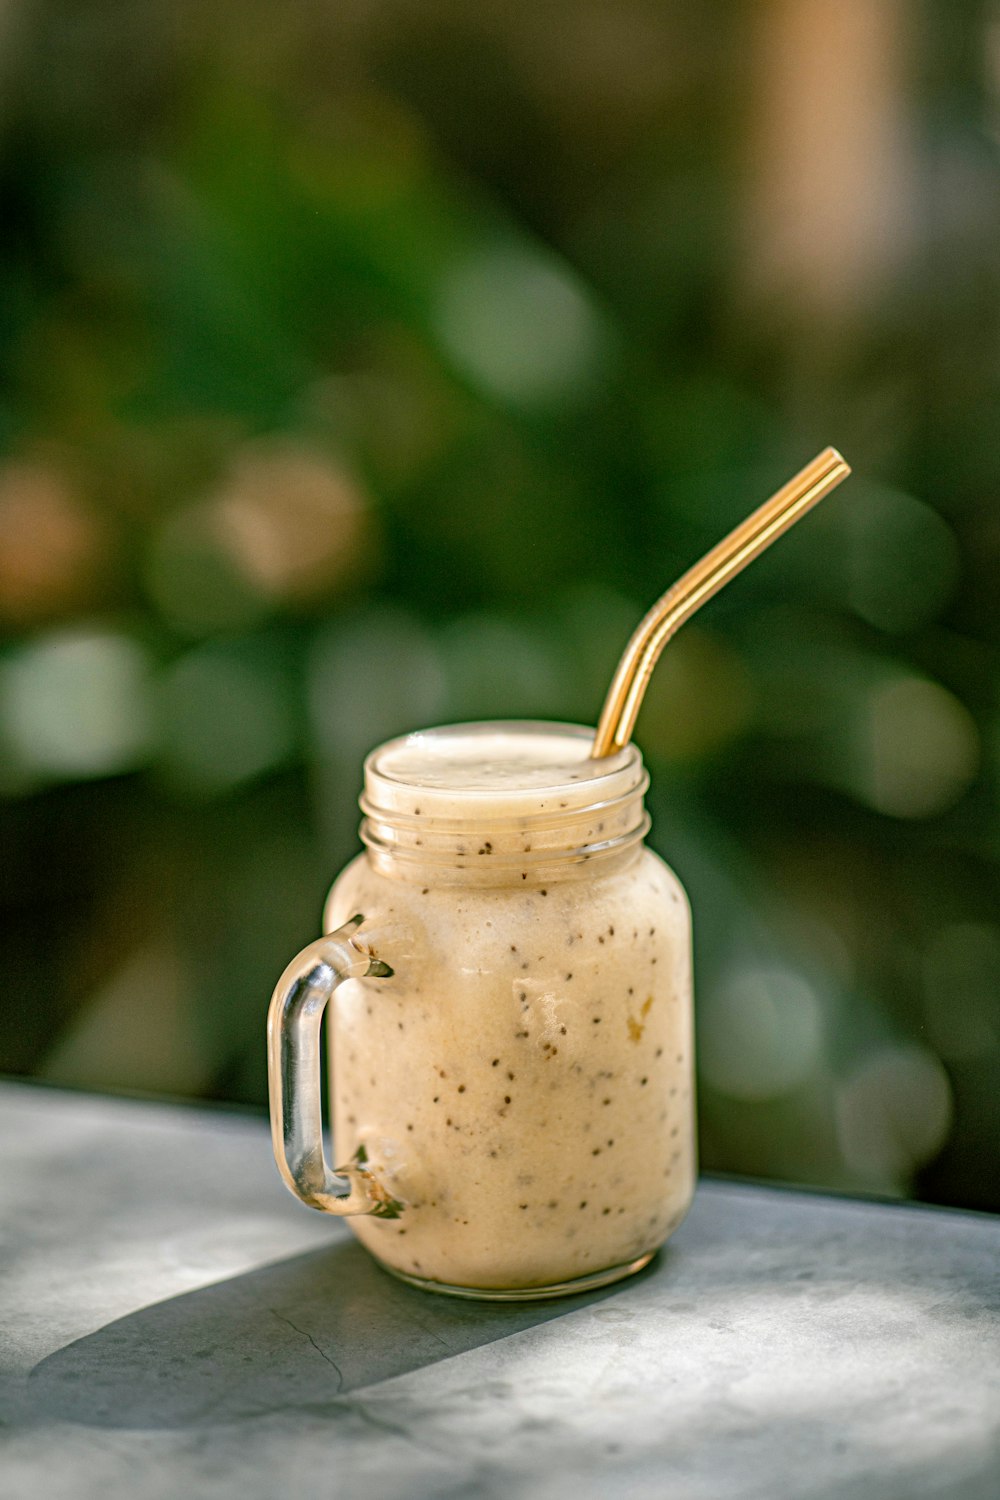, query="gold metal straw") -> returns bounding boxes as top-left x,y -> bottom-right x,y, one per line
591,446 -> 852,758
